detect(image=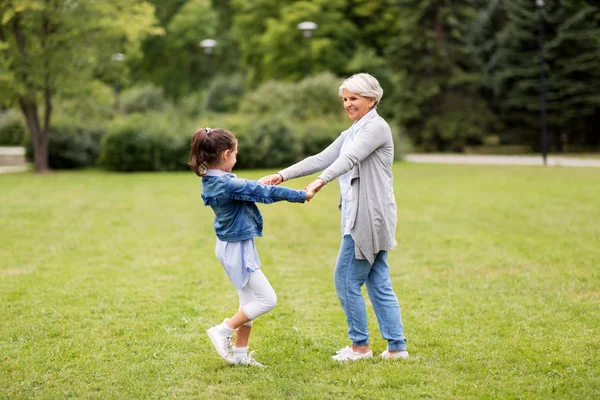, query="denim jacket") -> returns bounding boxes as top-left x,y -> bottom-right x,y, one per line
201,172 -> 306,242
